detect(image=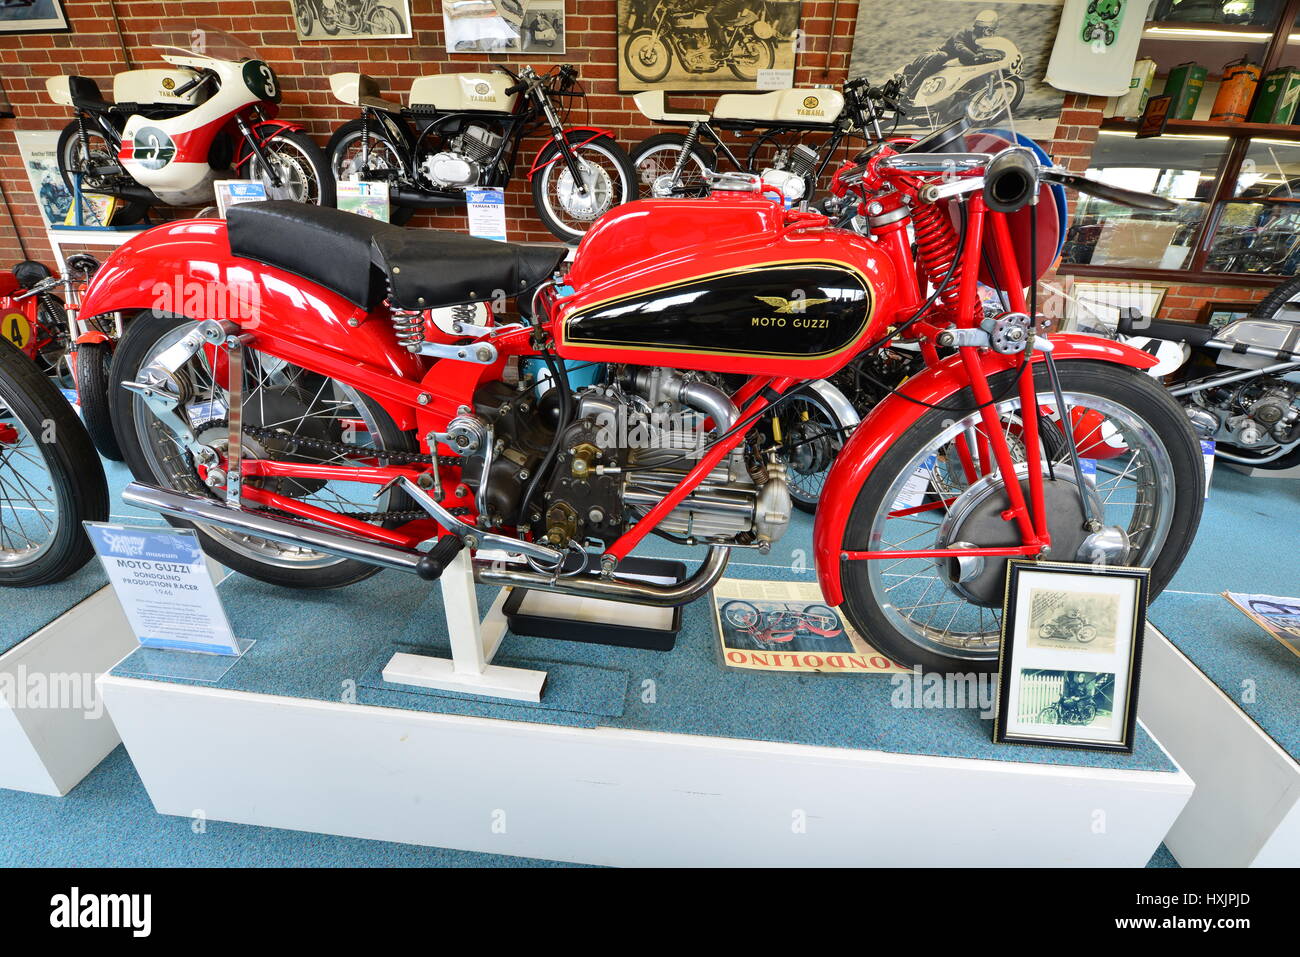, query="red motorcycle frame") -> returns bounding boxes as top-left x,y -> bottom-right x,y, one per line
78,147 -> 1160,609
